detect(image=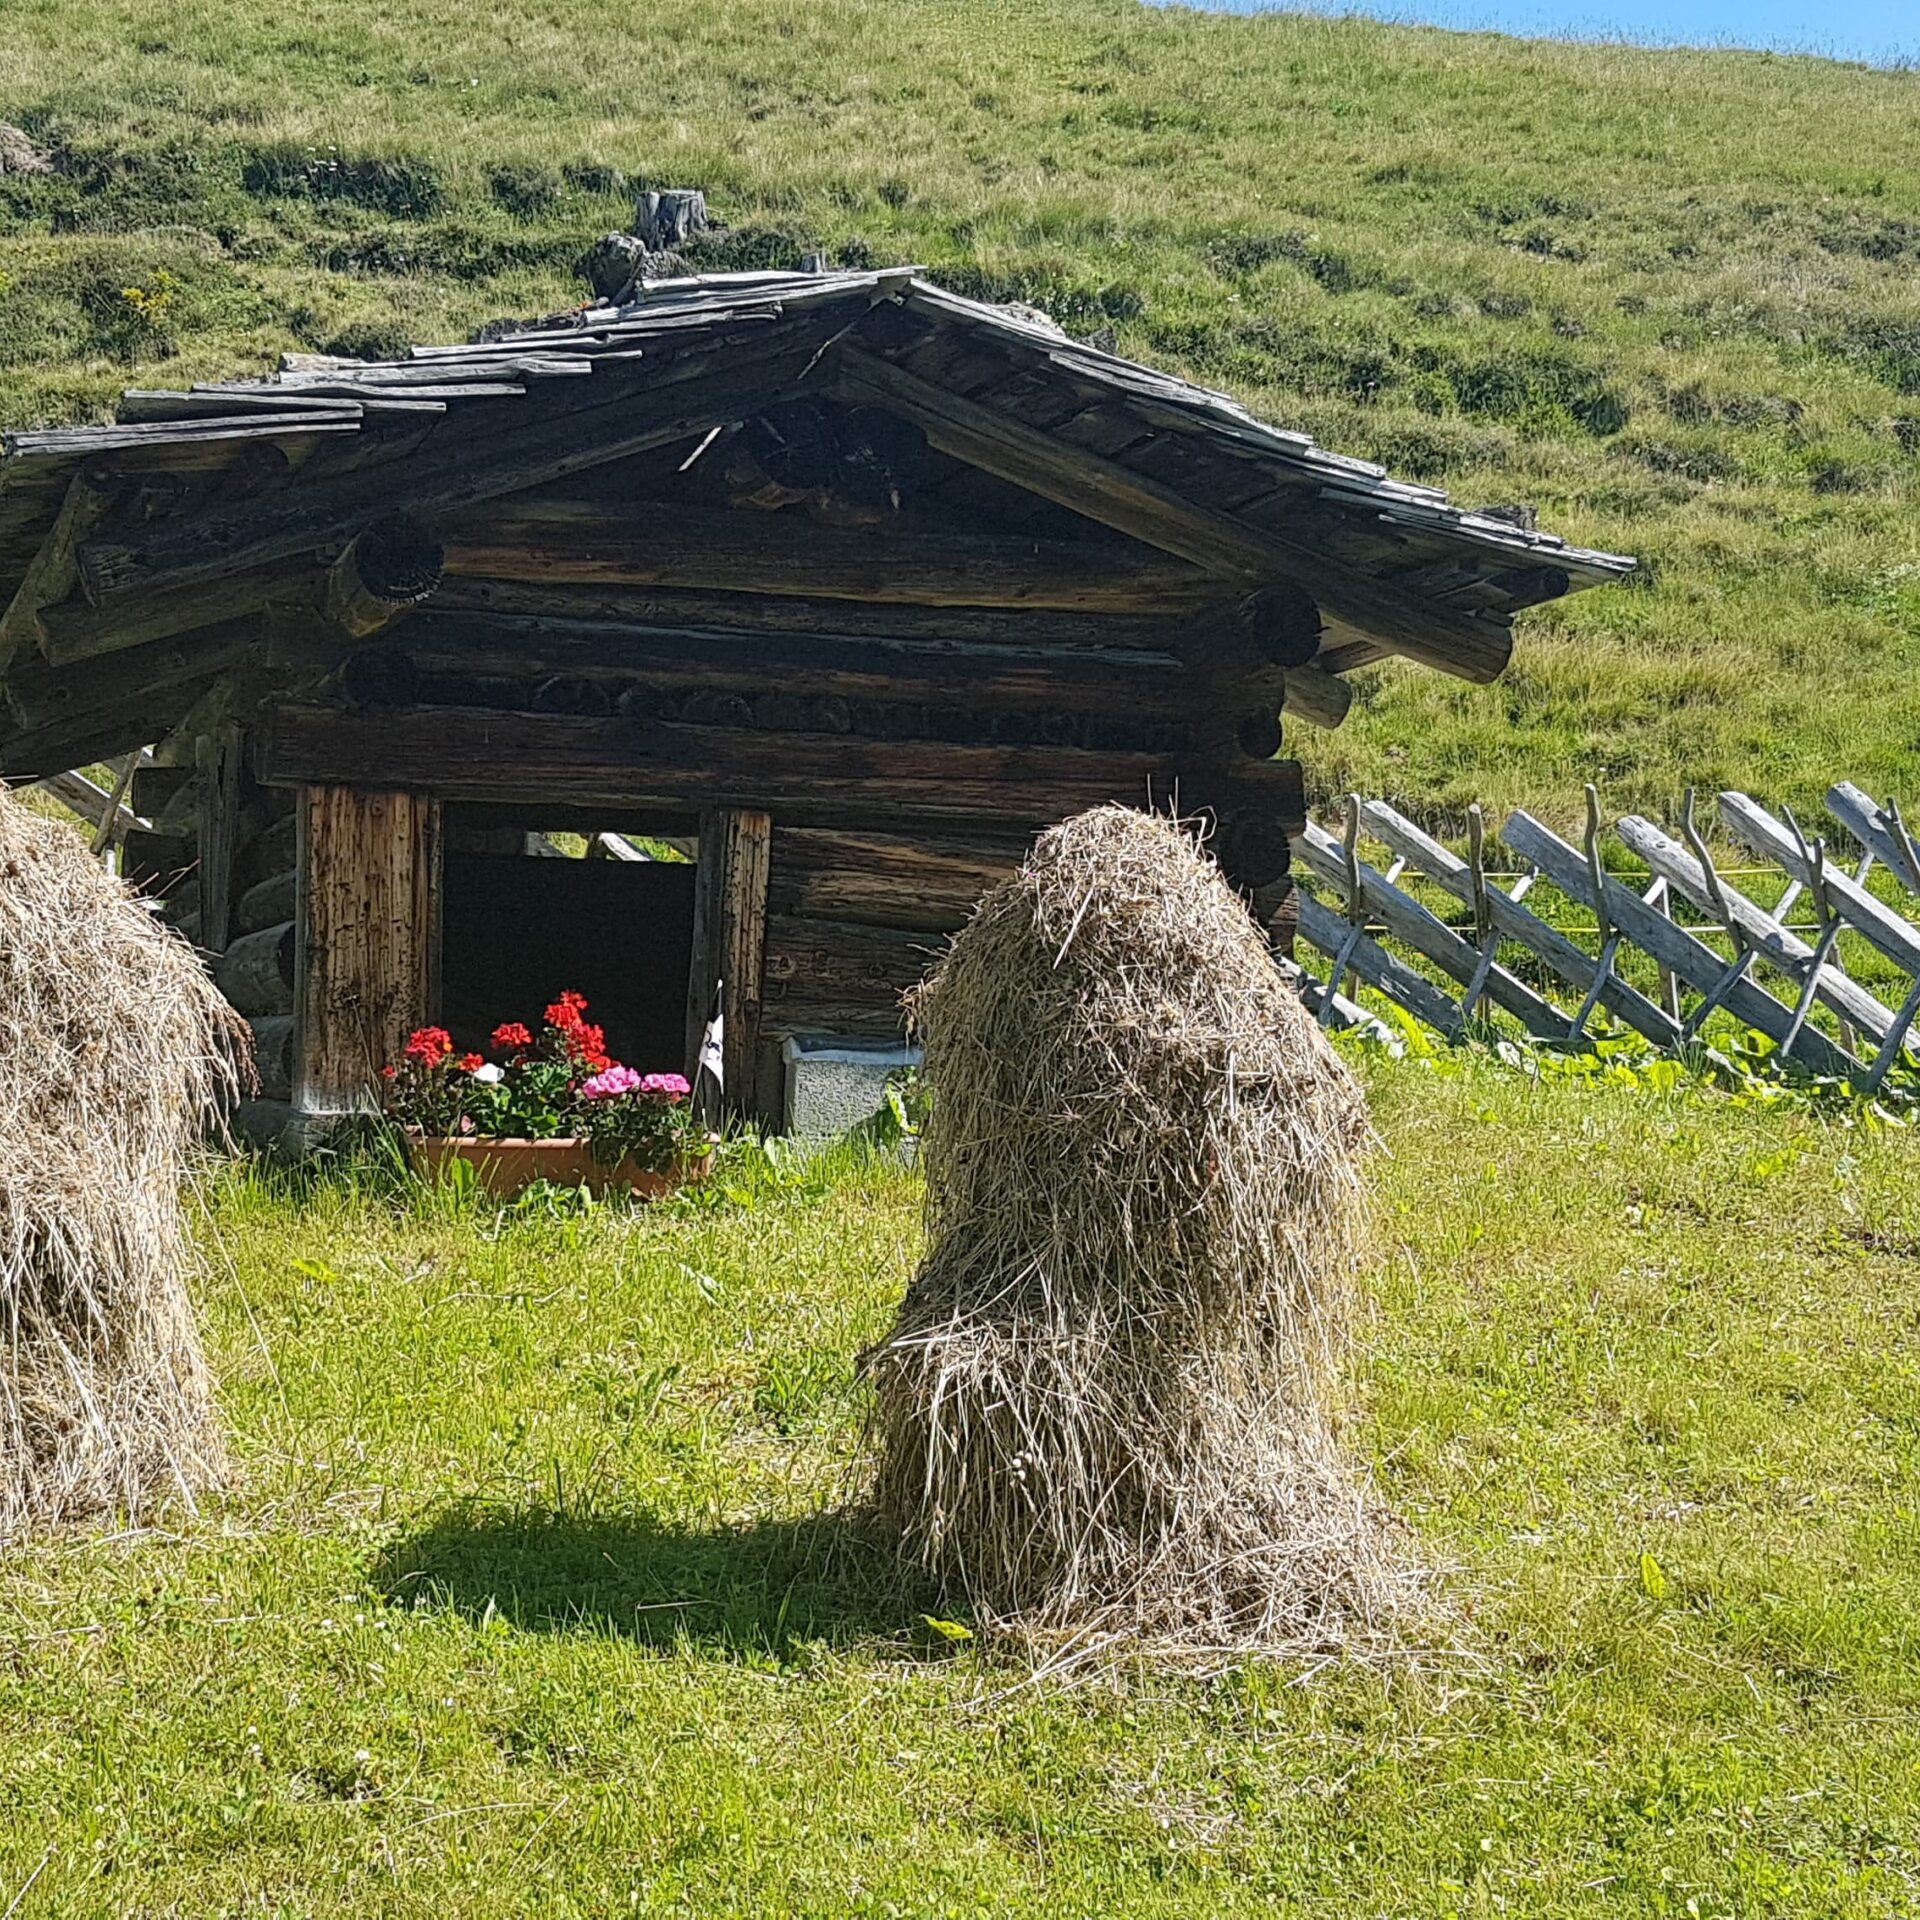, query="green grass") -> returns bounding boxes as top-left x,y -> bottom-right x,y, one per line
1,1 -> 1919,826
3,1061 -> 1918,1914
